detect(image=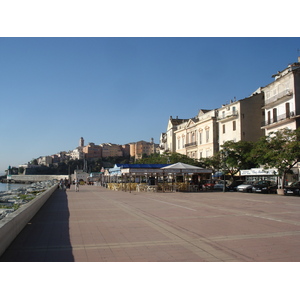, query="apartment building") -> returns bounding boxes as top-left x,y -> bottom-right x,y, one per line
261,58 -> 300,135
160,116 -> 189,153
37,156 -> 53,166
174,109 -> 219,159
129,139 -> 158,160
217,91 -> 265,149
121,144 -> 130,157
82,143 -> 102,159
70,148 -> 85,160
100,143 -> 123,158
